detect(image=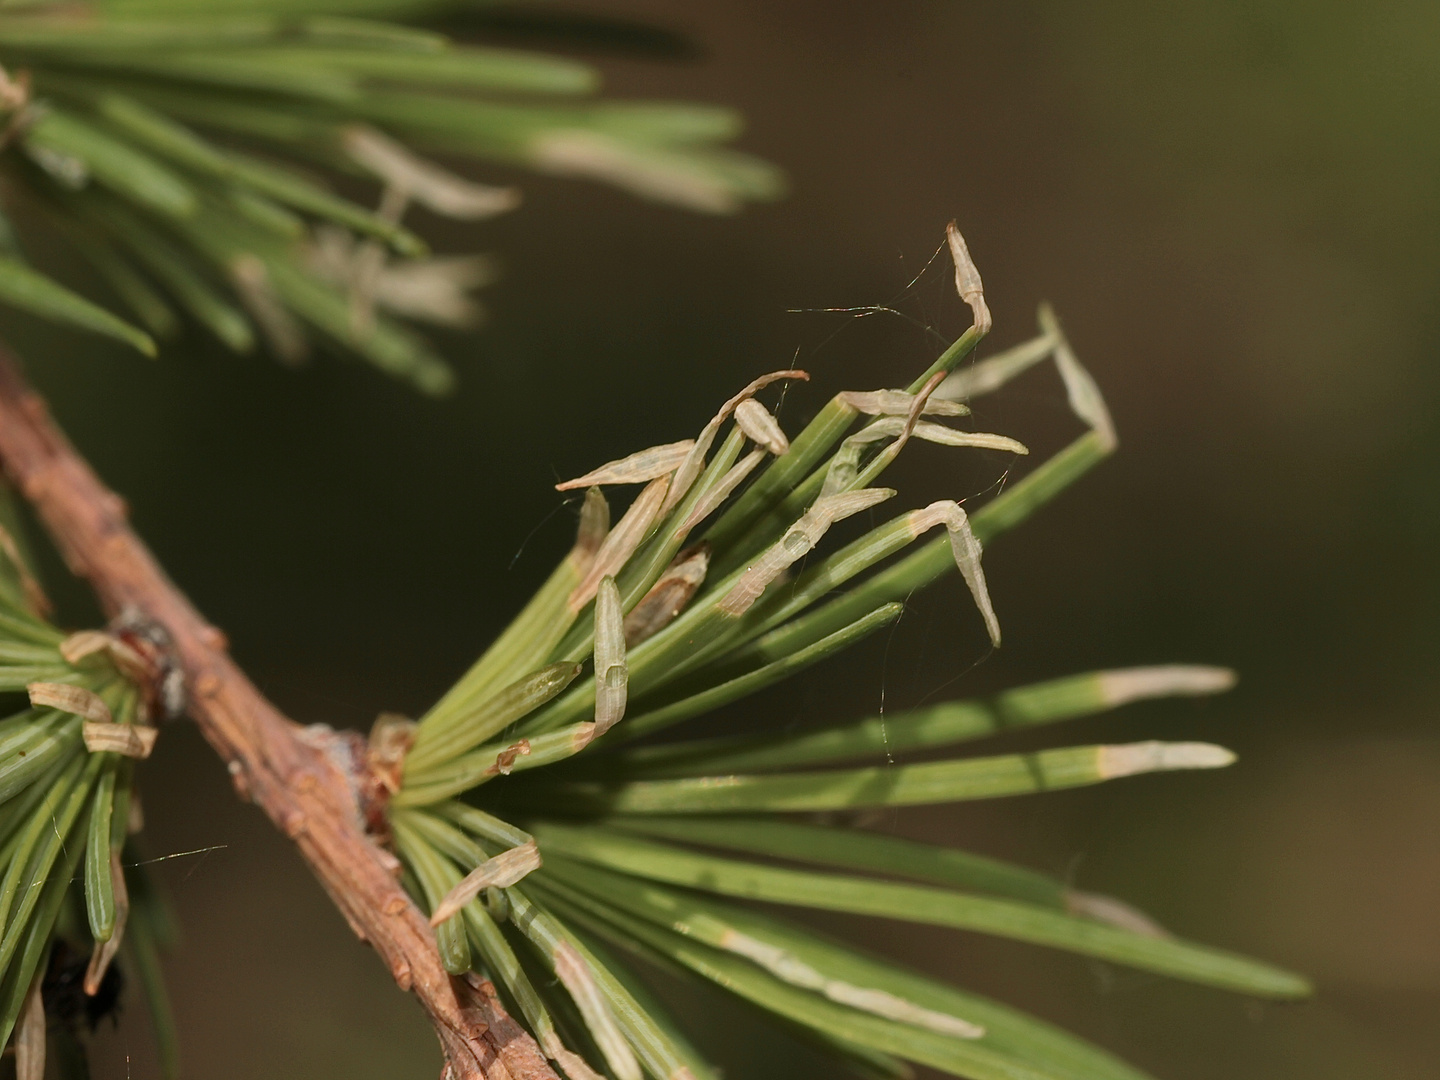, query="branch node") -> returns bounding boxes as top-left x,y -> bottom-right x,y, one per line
393,961 -> 413,991
199,625 -> 229,651
282,809 -> 308,837
19,390 -> 45,423
109,608 -> 186,720
227,759 -> 251,800
0,345 -> 539,1079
